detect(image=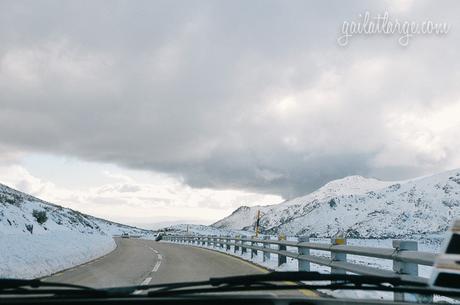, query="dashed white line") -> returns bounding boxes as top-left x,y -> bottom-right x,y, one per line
157,254 -> 163,260
149,247 -> 159,254
141,277 -> 152,285
133,277 -> 152,295
152,260 -> 161,272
